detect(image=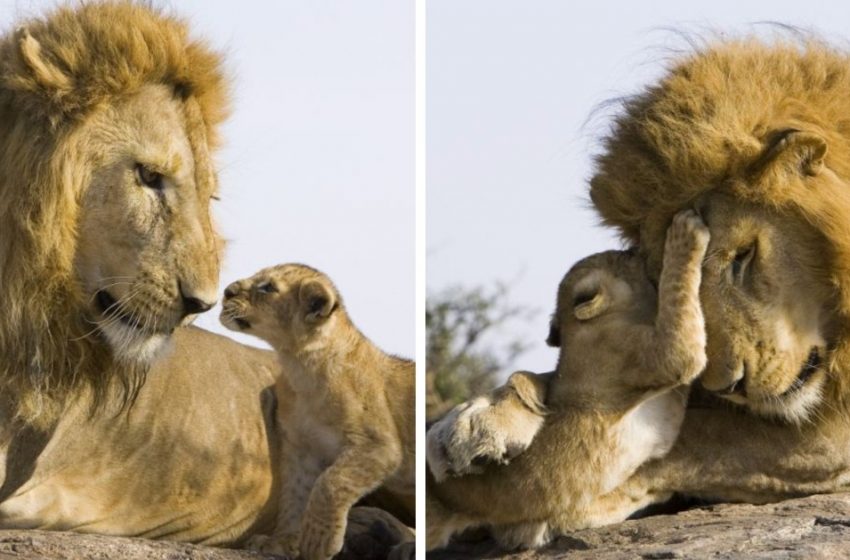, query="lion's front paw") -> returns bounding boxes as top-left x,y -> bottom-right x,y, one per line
300,515 -> 346,560
427,395 -> 541,481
